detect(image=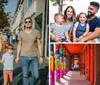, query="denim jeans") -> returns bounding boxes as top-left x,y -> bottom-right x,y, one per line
20,56 -> 39,85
